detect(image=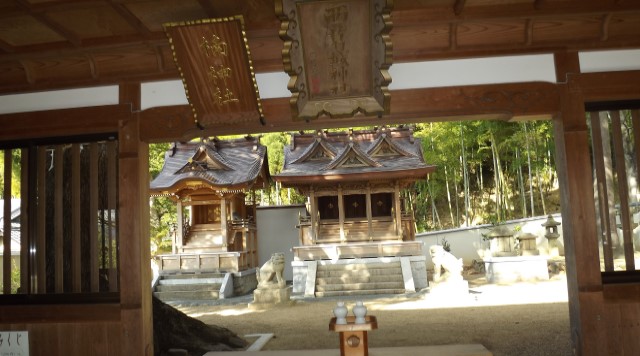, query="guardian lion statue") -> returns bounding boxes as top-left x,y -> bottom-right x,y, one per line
257,253 -> 286,289
429,245 -> 463,283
